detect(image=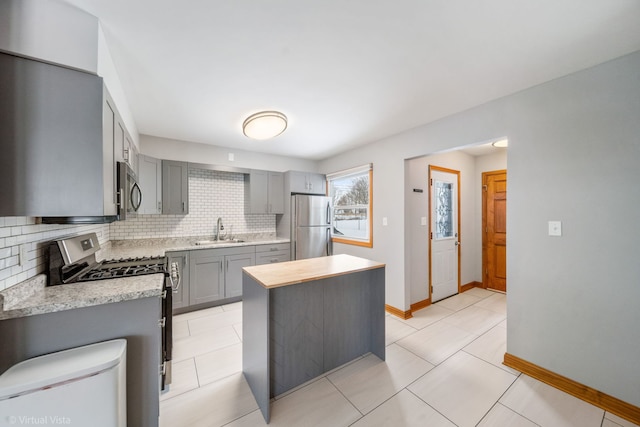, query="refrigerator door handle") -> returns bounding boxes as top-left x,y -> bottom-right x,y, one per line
326,202 -> 331,224
326,227 -> 331,256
